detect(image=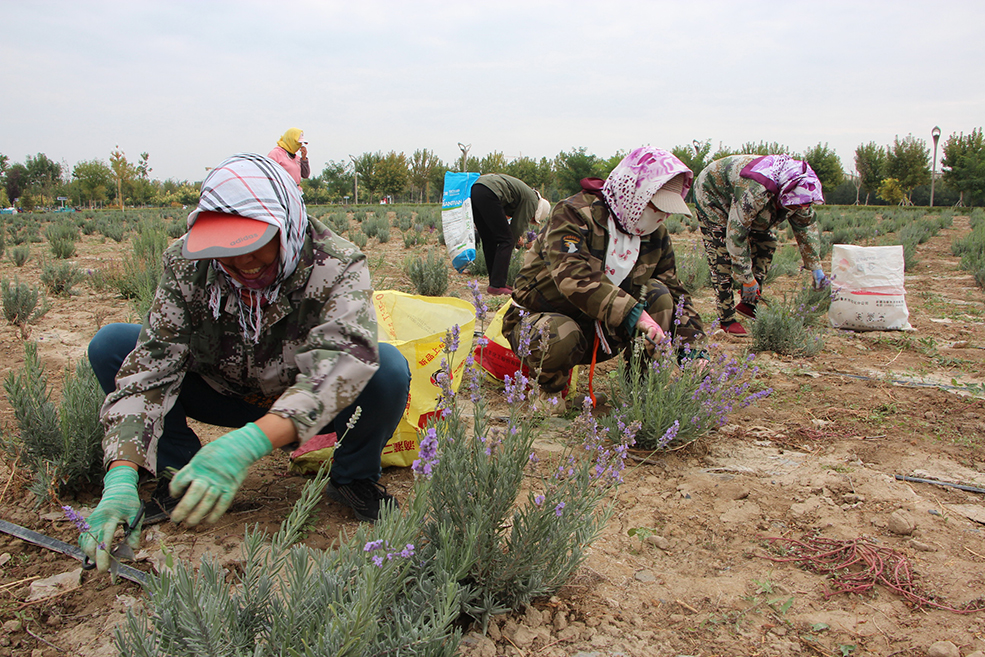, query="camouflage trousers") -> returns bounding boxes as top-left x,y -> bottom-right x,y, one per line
695,211 -> 777,323
502,281 -> 676,394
